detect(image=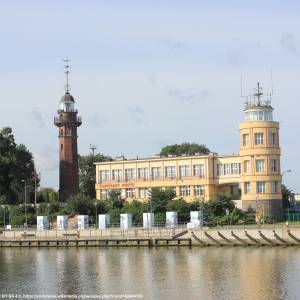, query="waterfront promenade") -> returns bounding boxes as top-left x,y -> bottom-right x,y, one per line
1,224 -> 300,247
